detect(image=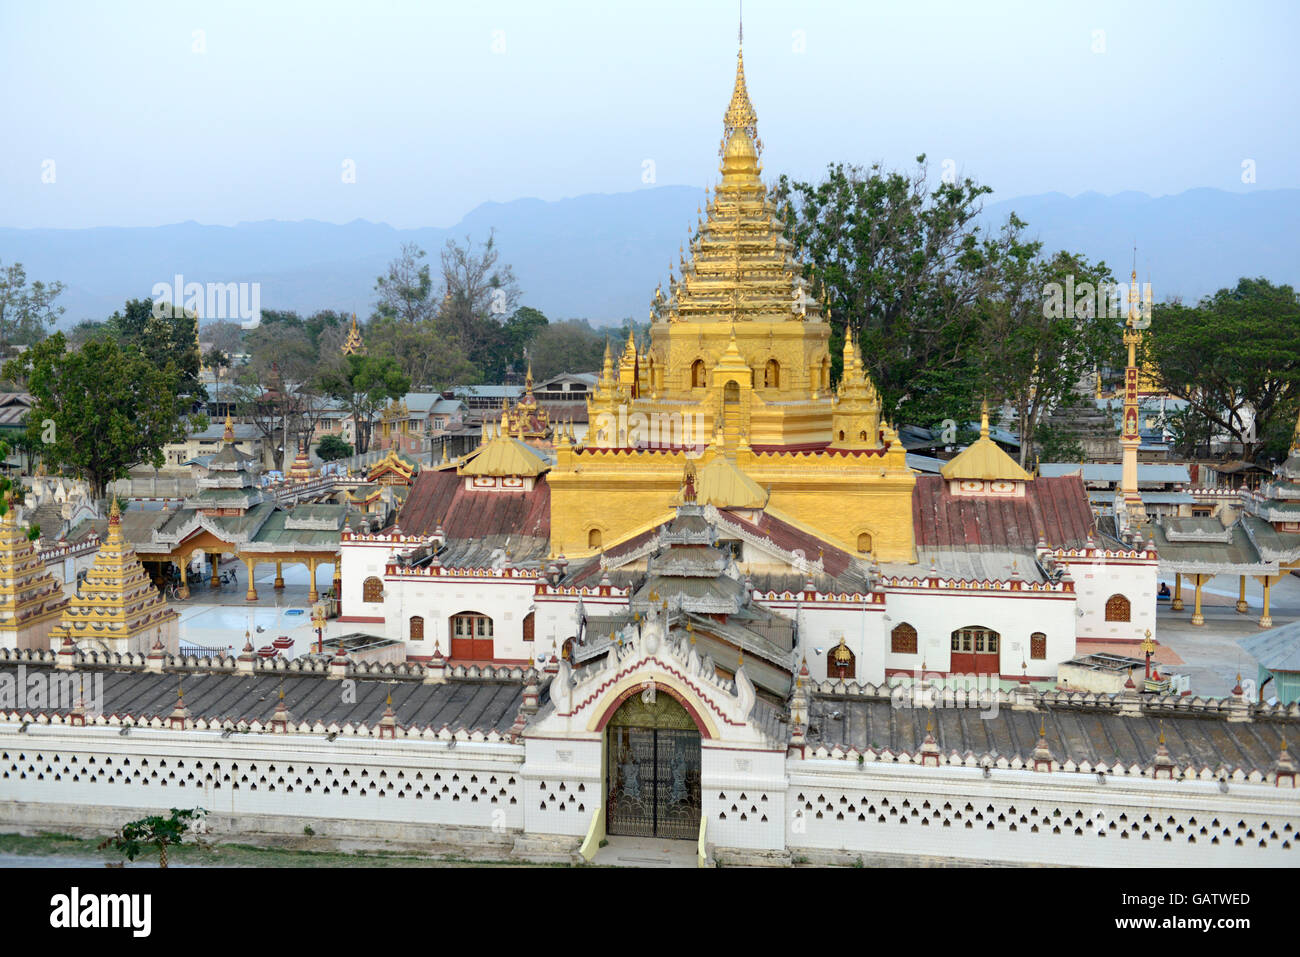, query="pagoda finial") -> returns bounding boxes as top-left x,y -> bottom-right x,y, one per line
222,413 -> 235,444
979,400 -> 990,440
